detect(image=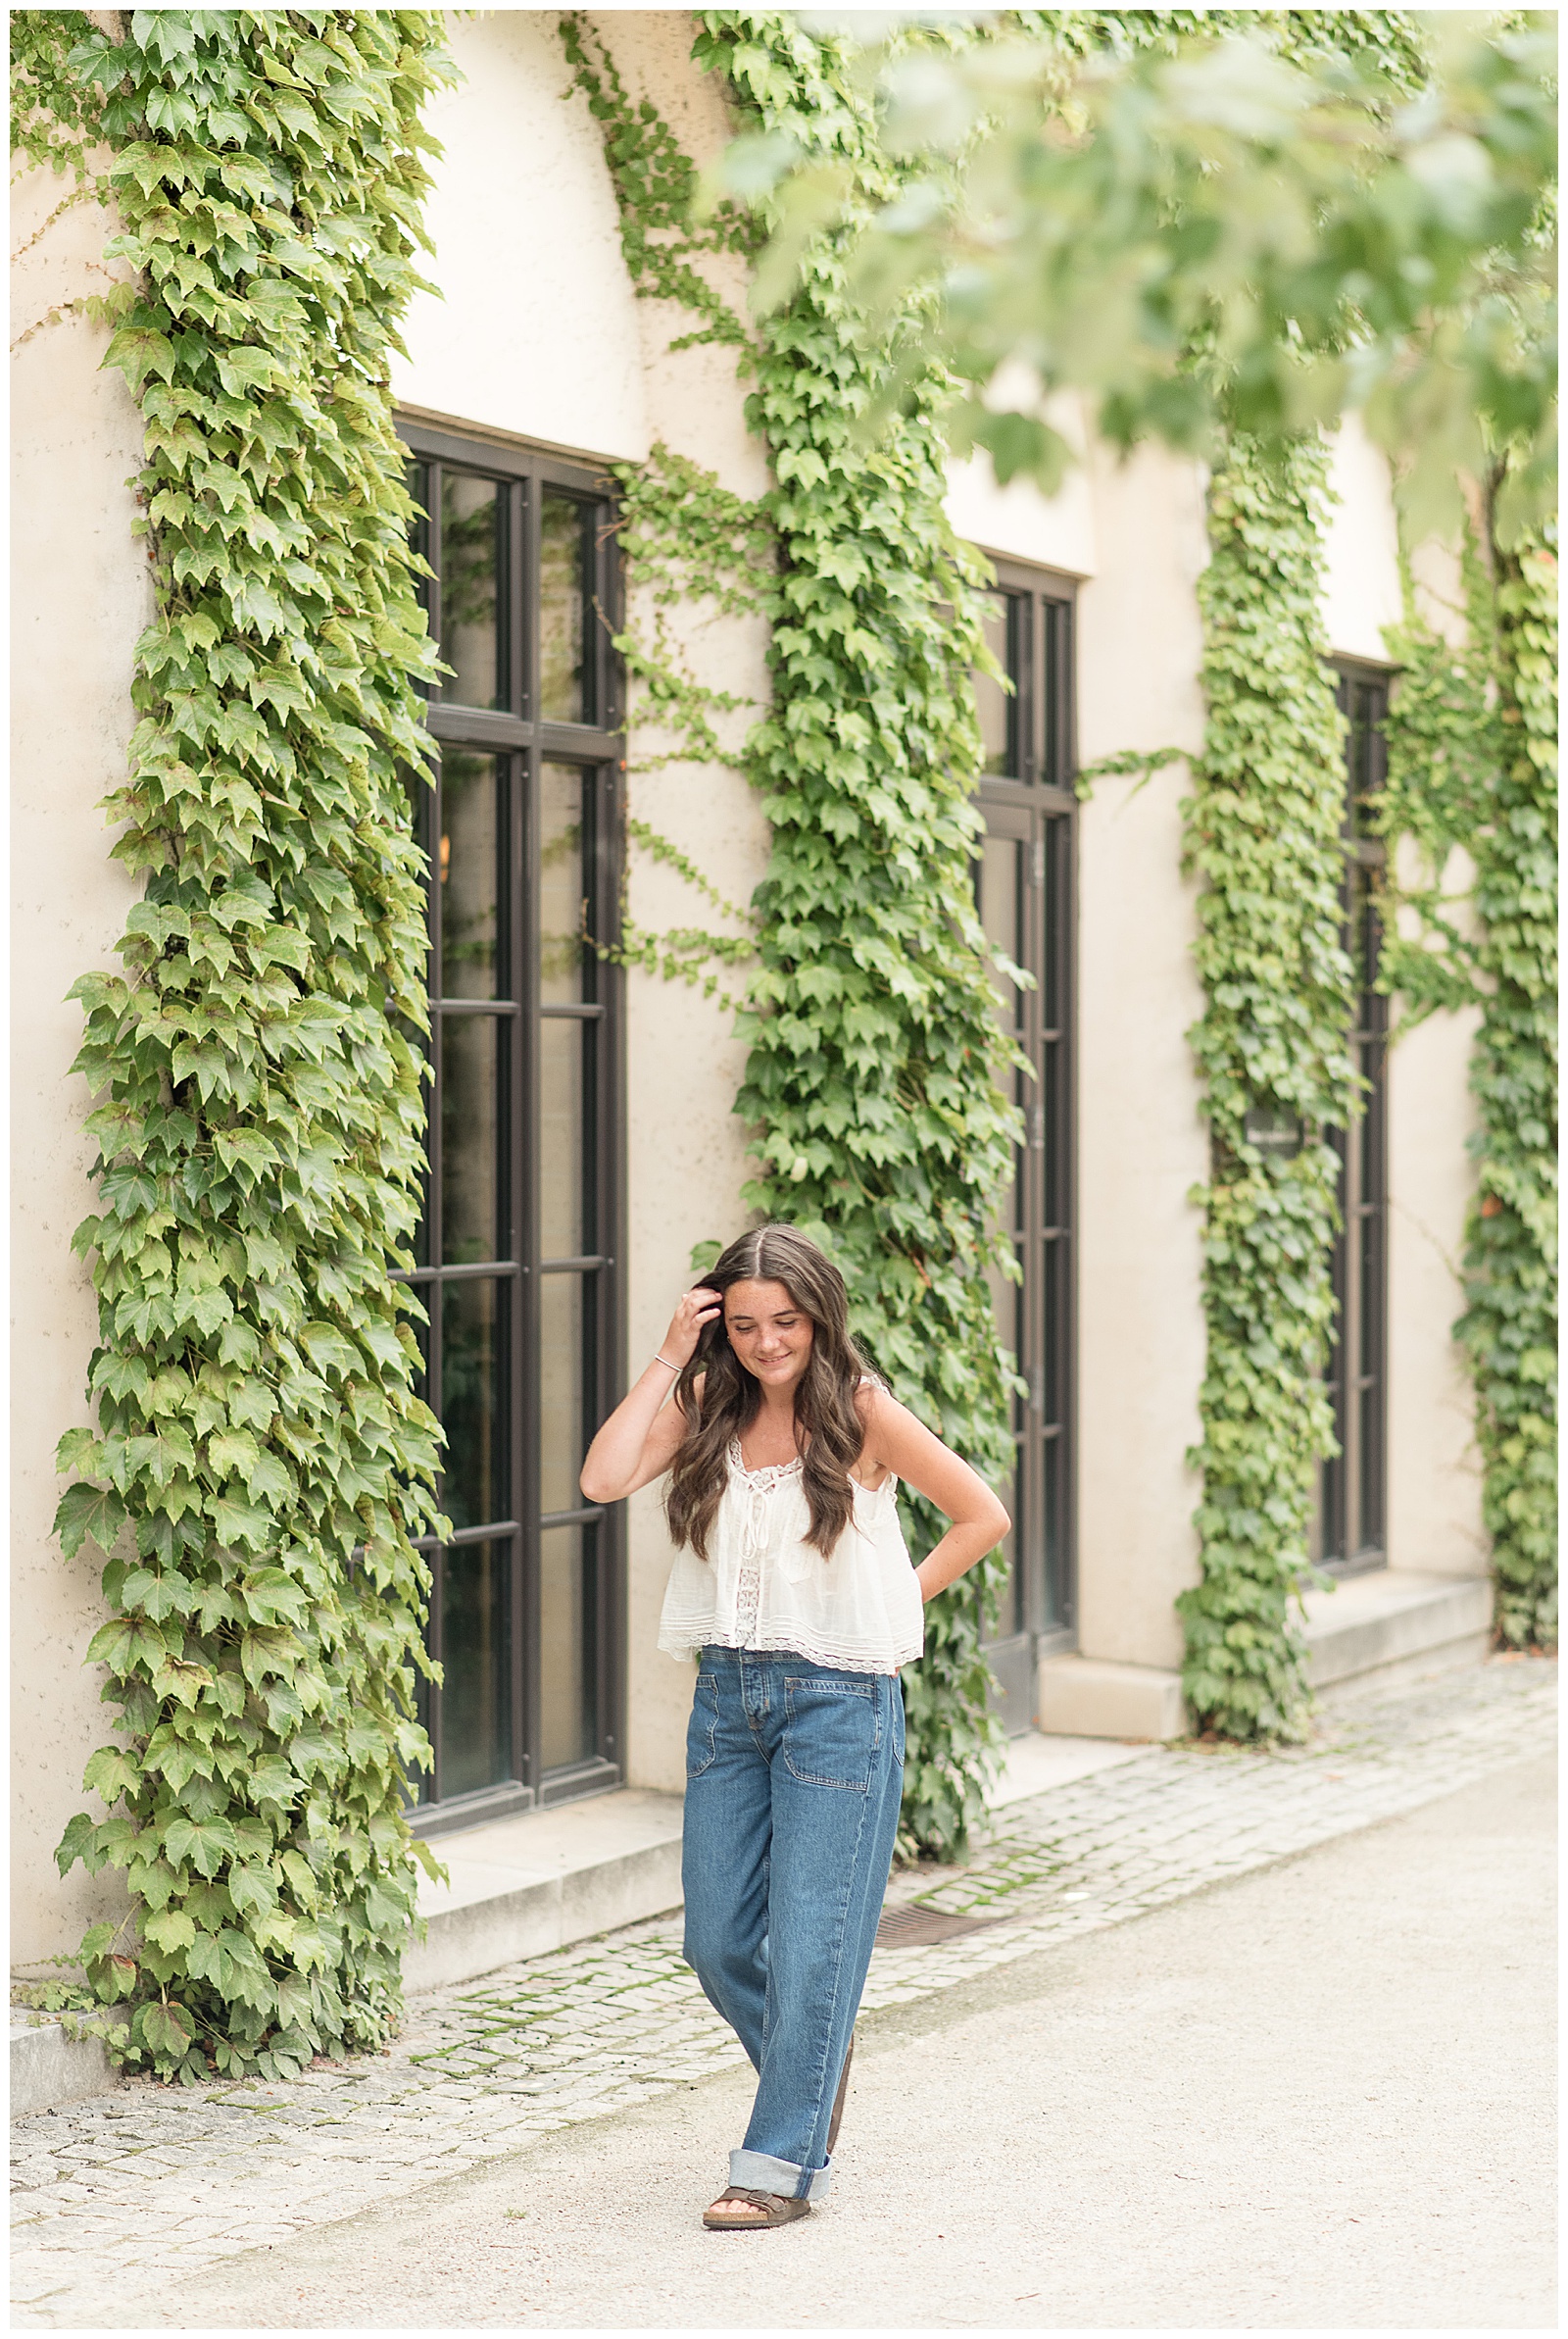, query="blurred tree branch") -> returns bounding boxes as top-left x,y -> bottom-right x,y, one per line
717,11 -> 1555,544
